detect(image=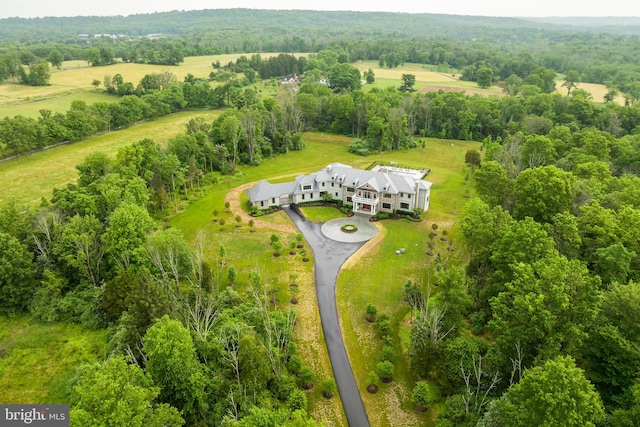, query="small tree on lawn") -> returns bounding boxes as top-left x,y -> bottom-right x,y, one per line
295,233 -> 304,248
273,240 -> 283,257
382,345 -> 396,363
412,380 -> 436,412
248,219 -> 254,228
300,248 -> 308,262
465,149 -> 482,168
224,201 -> 231,212
289,241 -> 297,255
286,354 -> 302,375
299,366 -> 315,389
289,273 -> 298,287
270,234 -> 280,245
289,285 -> 299,305
377,361 -> 395,383
367,371 -> 380,393
219,218 -> 226,230
321,378 -> 337,398
235,215 -> 242,227
227,265 -> 237,286
366,303 -> 377,322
